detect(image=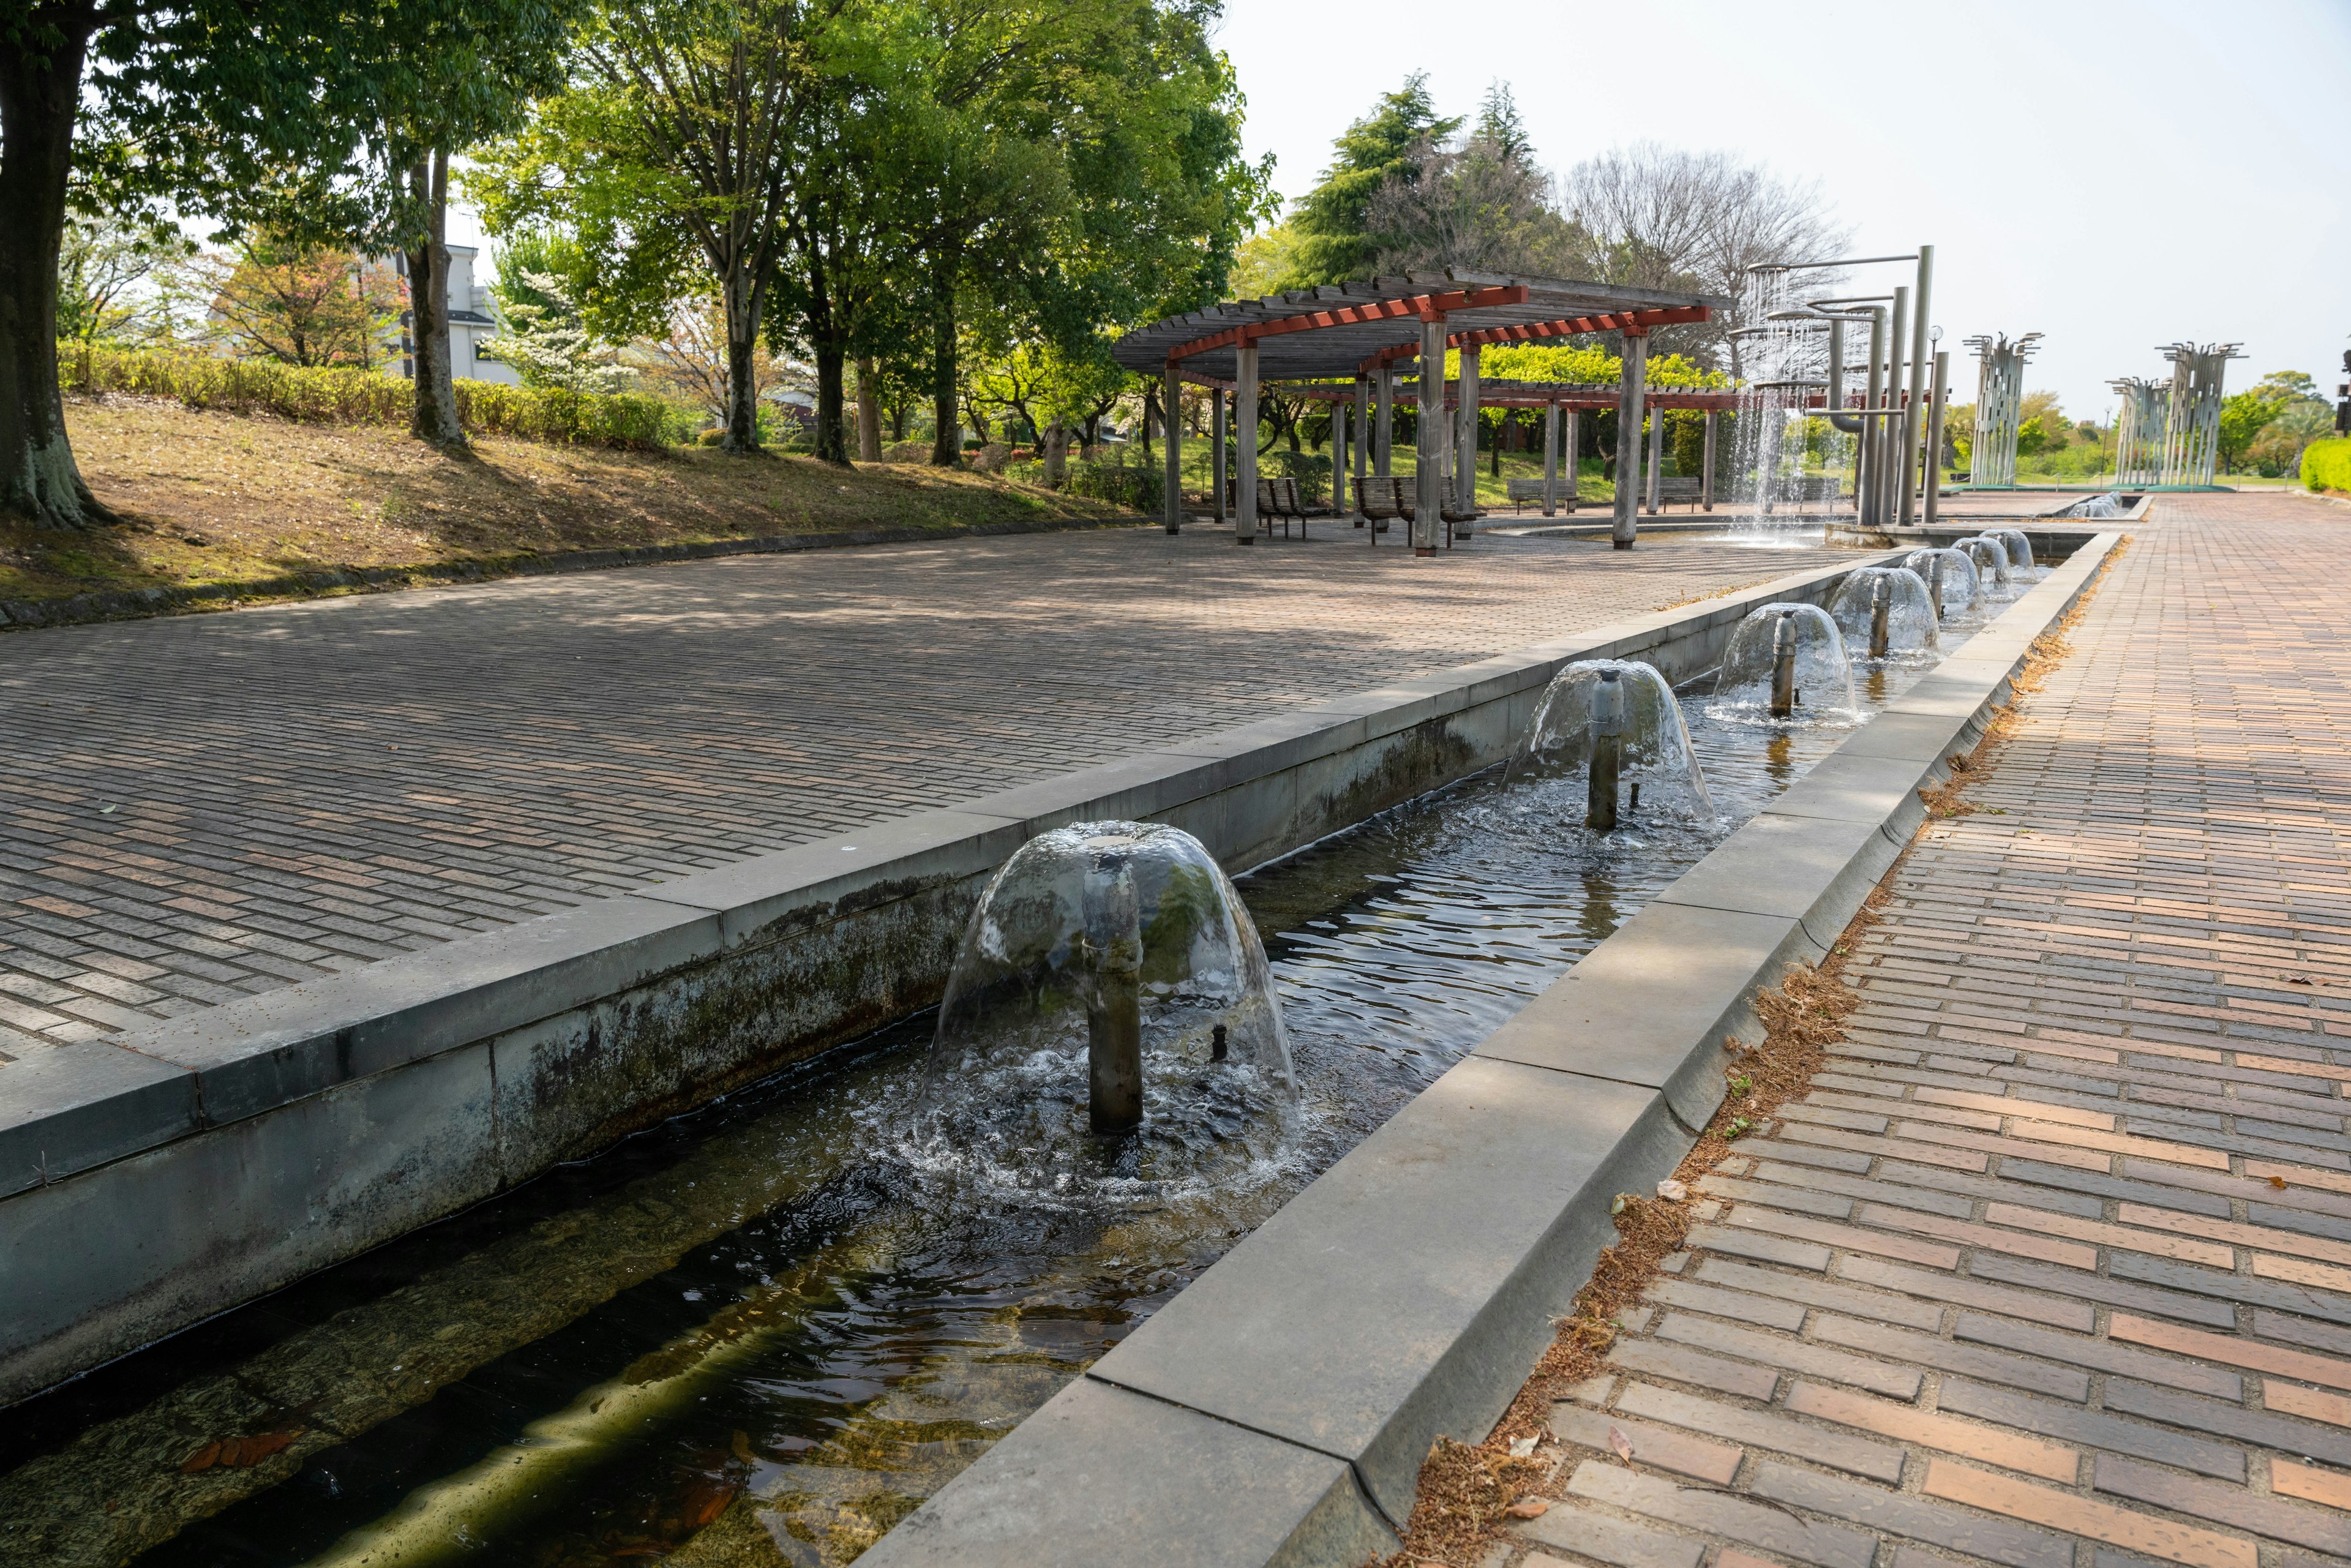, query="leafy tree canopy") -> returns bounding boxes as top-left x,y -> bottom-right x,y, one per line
1281,72 -> 1461,287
